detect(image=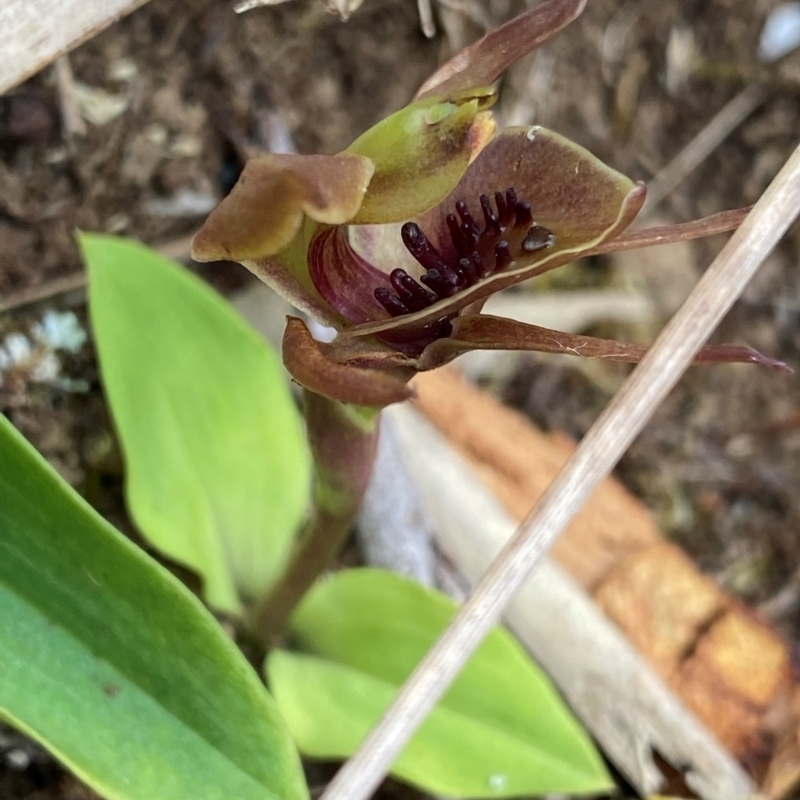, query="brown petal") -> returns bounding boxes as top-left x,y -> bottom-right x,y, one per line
417,0 -> 586,99
585,207 -> 752,256
191,152 -> 374,263
422,127 -> 643,258
416,314 -> 789,372
282,317 -> 415,407
339,127 -> 645,342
